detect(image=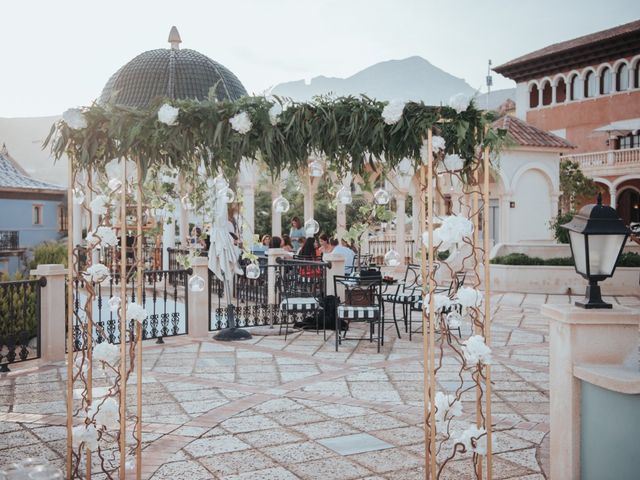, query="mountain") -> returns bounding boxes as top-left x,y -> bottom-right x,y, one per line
270,56 -> 476,104
475,88 -> 517,111
0,115 -> 67,186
